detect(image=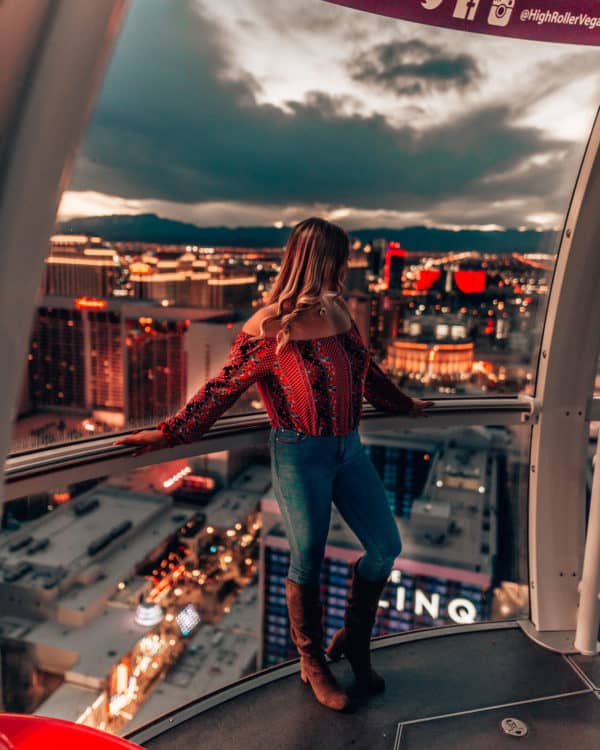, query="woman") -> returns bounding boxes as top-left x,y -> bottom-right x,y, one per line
113,217 -> 432,712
